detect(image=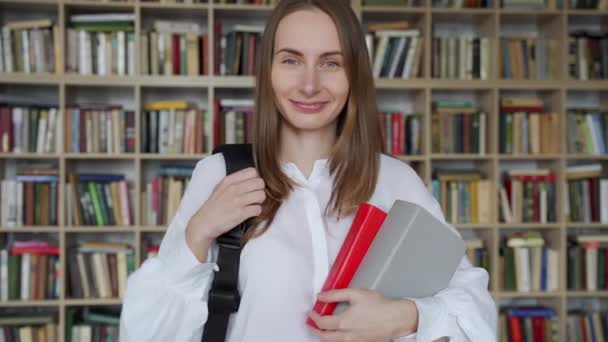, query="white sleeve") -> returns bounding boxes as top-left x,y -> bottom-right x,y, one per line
391,162 -> 497,342
119,154 -> 226,342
